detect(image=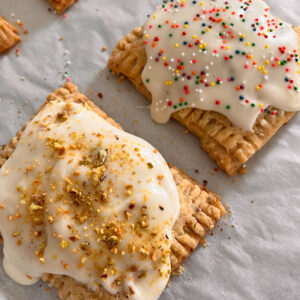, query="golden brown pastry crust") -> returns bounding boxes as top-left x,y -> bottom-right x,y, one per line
0,17 -> 21,54
108,26 -> 300,176
48,0 -> 75,14
0,82 -> 225,300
